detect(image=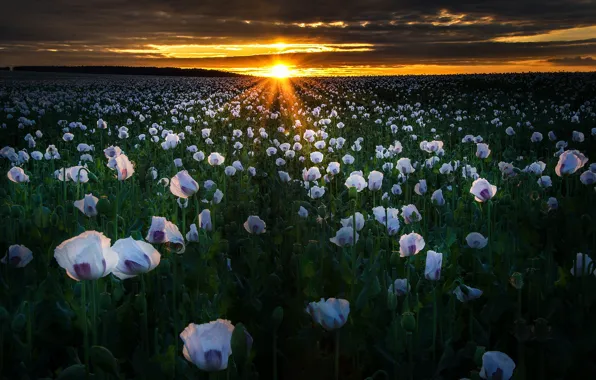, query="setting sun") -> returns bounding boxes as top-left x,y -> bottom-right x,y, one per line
270,64 -> 291,78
